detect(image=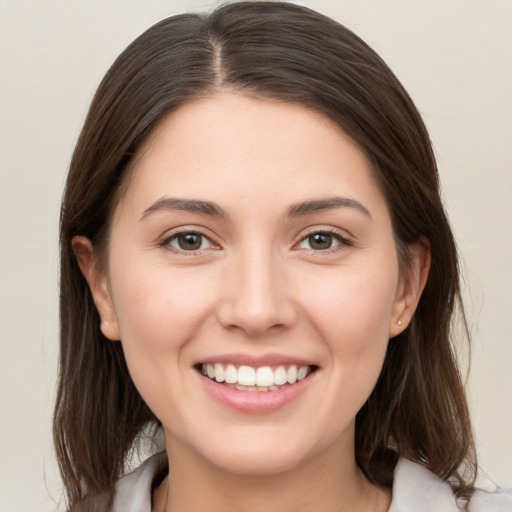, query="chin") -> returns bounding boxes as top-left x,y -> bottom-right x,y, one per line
204,443 -> 310,476
178,422 -> 330,477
